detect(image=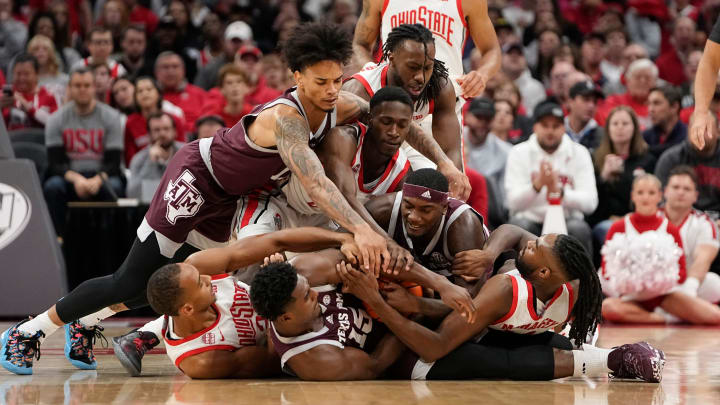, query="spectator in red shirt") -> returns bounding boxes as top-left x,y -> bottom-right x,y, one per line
1,53 -> 58,131
154,51 -> 206,134
200,64 -> 253,129
235,45 -> 281,106
464,168 -> 489,224
597,58 -> 658,129
656,17 -> 699,86
123,0 -> 158,35
261,53 -> 294,92
123,75 -> 185,166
